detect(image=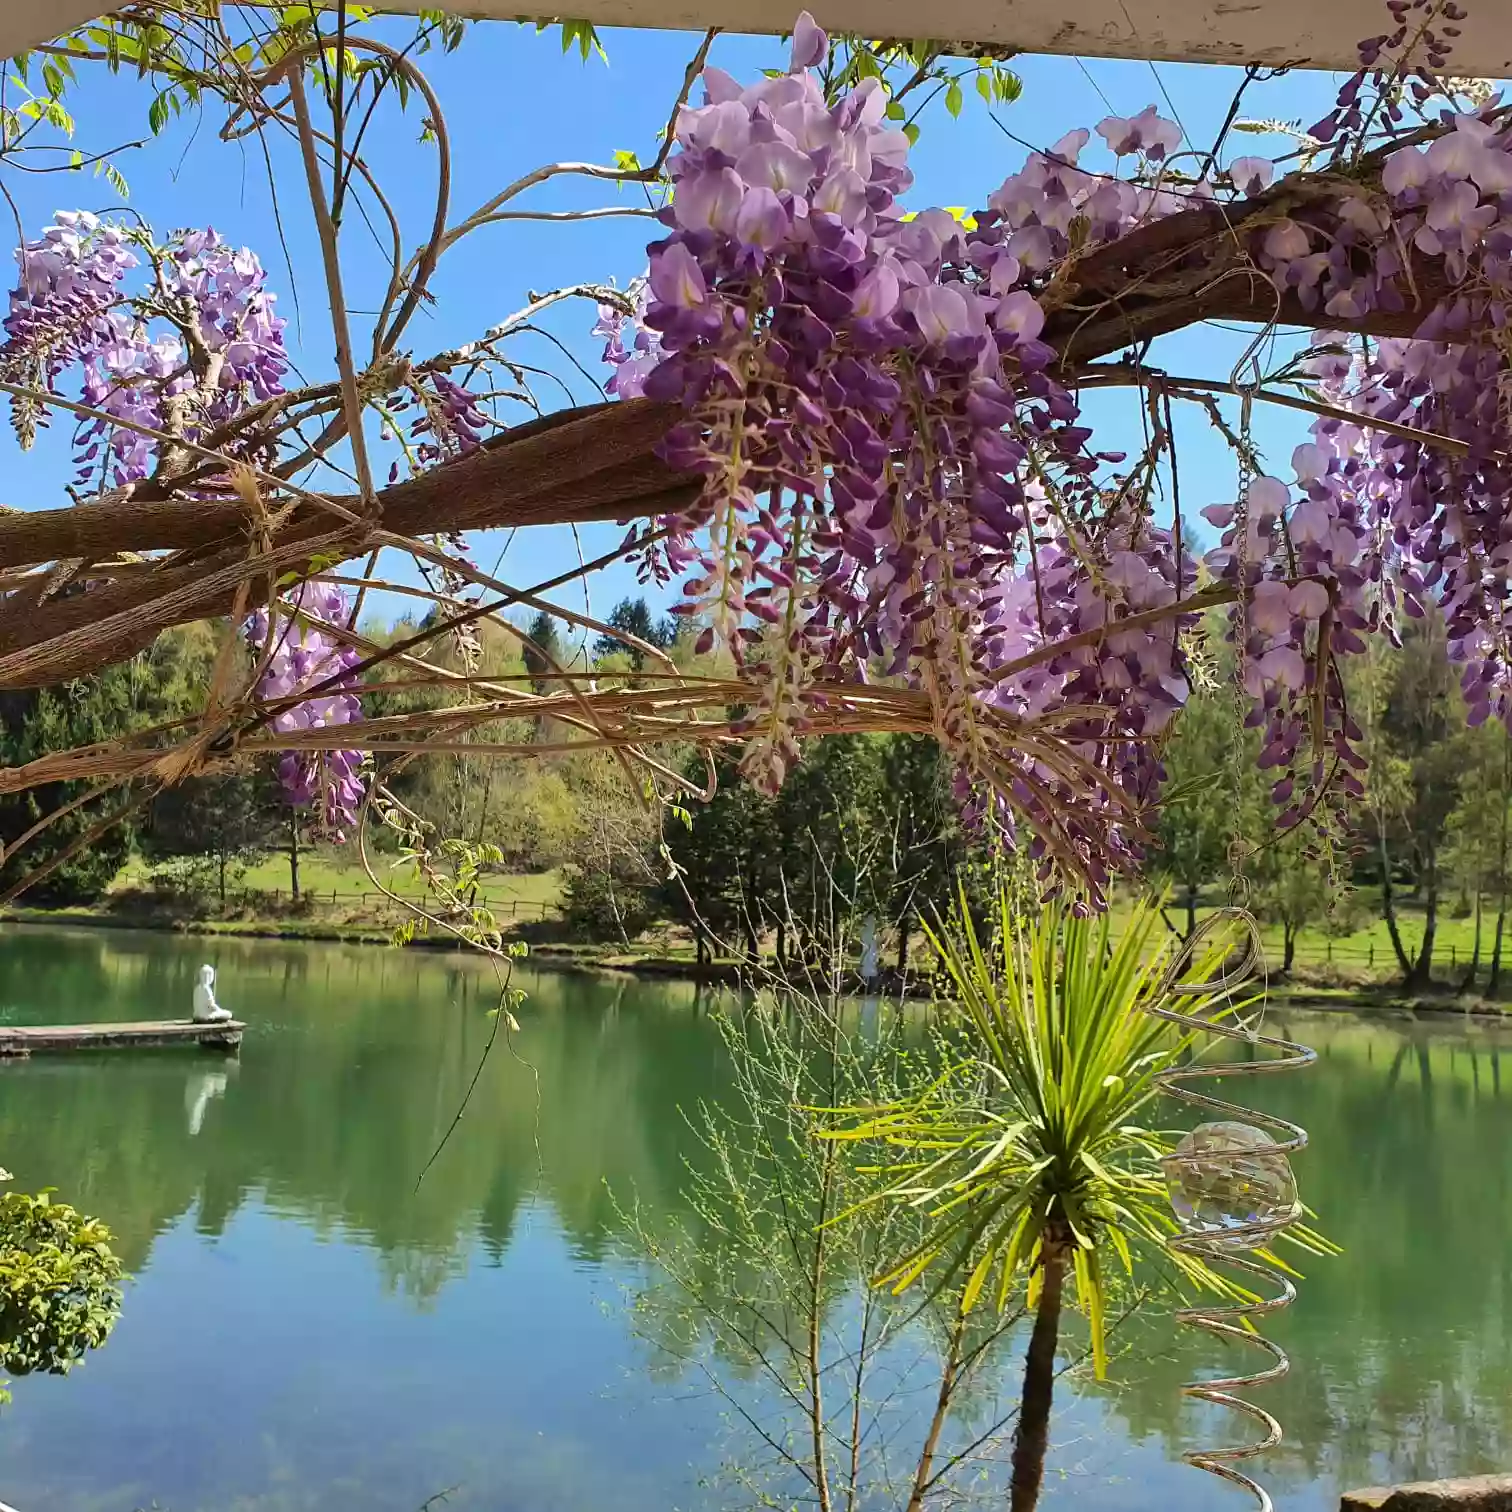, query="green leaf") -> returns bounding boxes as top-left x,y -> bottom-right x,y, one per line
43,99 -> 75,135
550,19 -> 607,63
944,78 -> 963,118
148,91 -> 170,135
976,71 -> 993,103
1161,769 -> 1226,806
903,122 -> 920,146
